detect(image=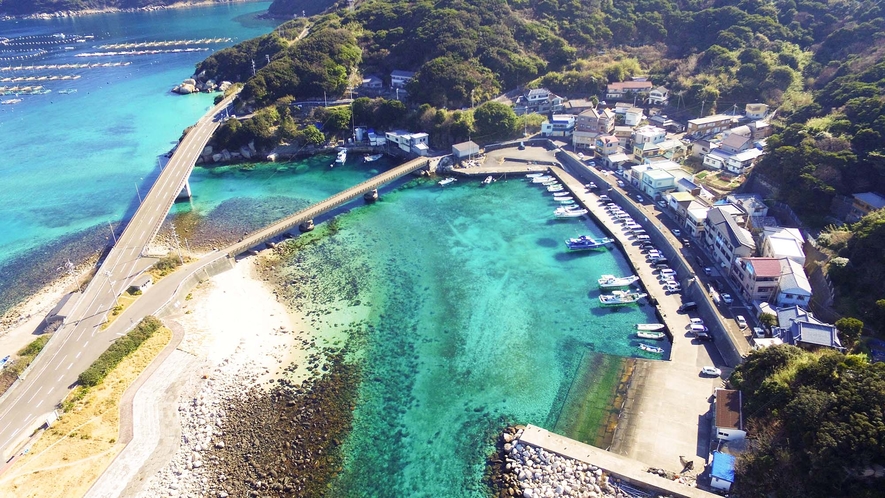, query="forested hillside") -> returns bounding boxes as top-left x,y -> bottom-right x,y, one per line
729,345 -> 885,497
